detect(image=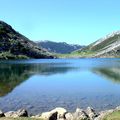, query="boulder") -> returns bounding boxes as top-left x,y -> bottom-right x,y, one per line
94,109 -> 114,120
51,107 -> 67,119
40,107 -> 67,120
5,111 -> 17,118
73,108 -> 89,120
16,109 -> 28,117
86,107 -> 98,120
40,111 -> 57,120
5,109 -> 28,118
49,112 -> 58,120
0,110 -> 5,117
115,106 -> 120,110
65,112 -> 73,120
